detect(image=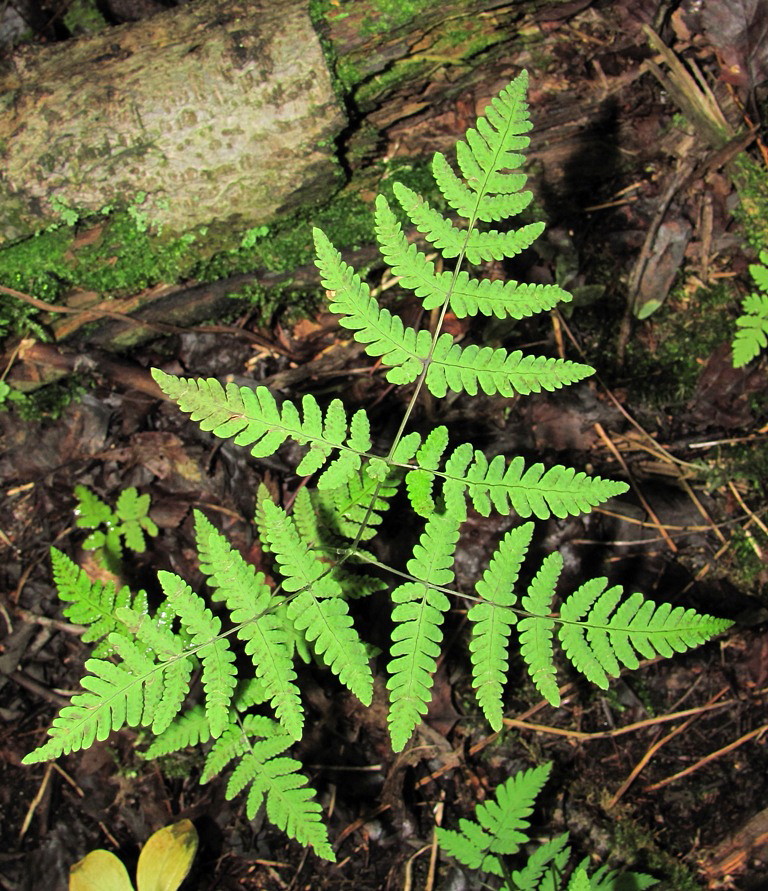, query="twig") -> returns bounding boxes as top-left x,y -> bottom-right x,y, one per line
502,698 -> 735,742
643,722 -> 768,793
728,481 -> 768,538
8,669 -> 71,709
607,686 -> 730,808
19,763 -> 53,841
593,422 -> 678,553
